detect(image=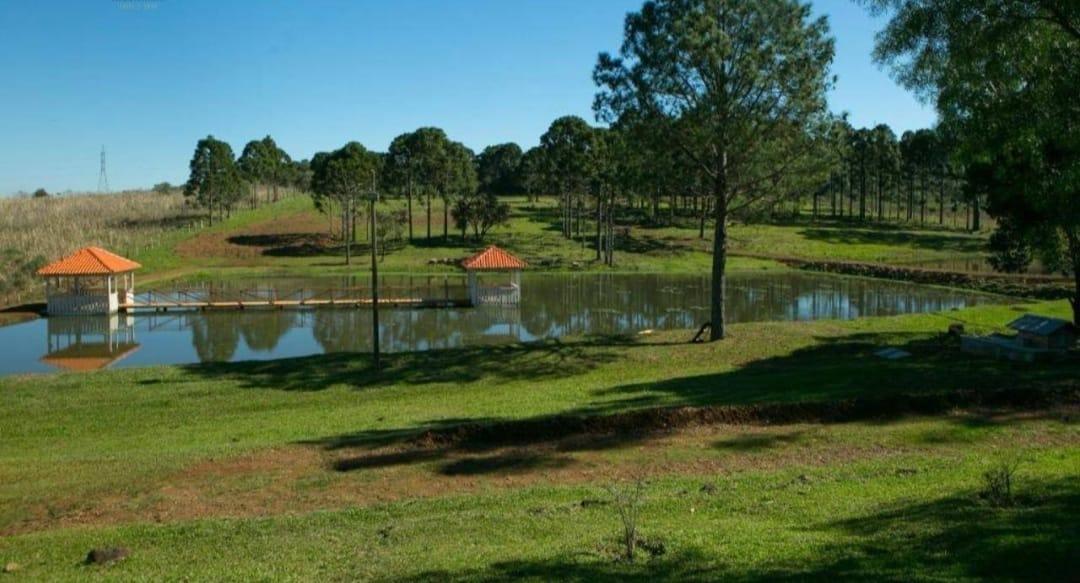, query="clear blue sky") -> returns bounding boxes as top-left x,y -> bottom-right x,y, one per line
0,0 -> 933,194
